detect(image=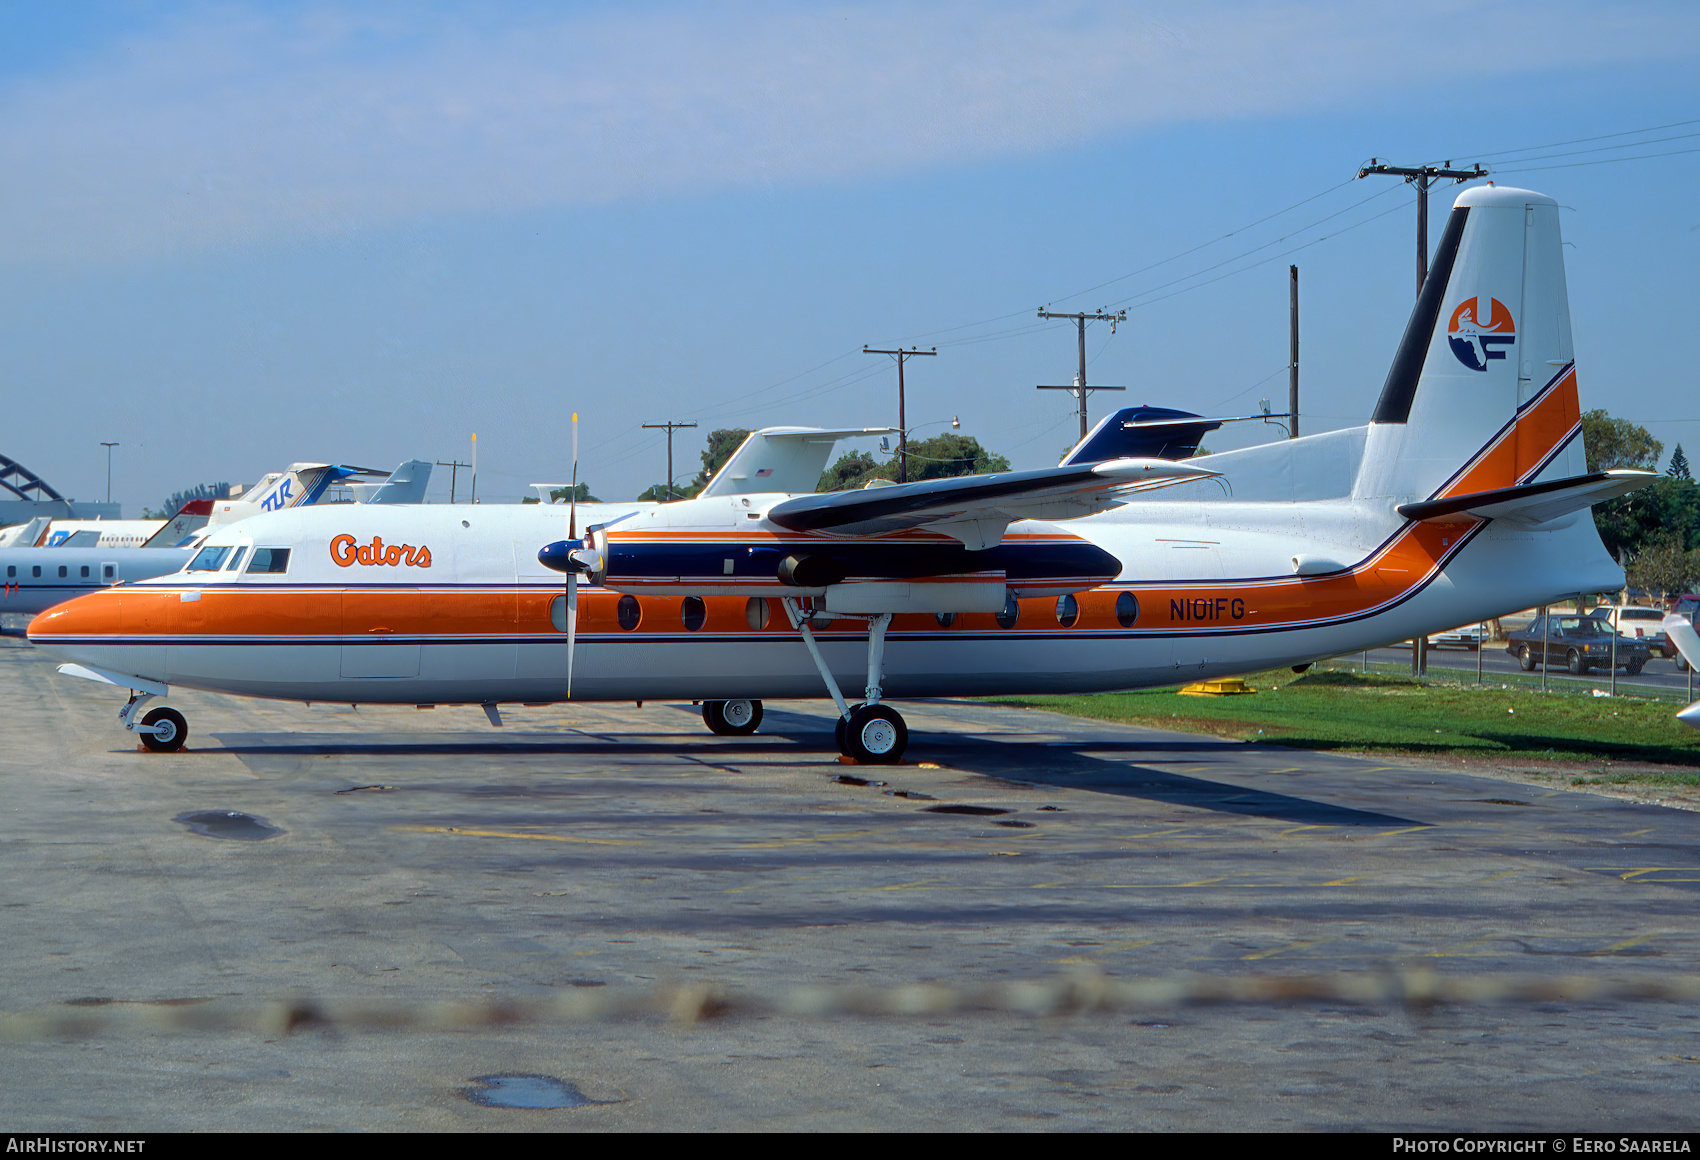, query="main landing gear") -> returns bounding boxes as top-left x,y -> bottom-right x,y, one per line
702,698 -> 764,735
120,693 -> 188,752
780,599 -> 909,764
